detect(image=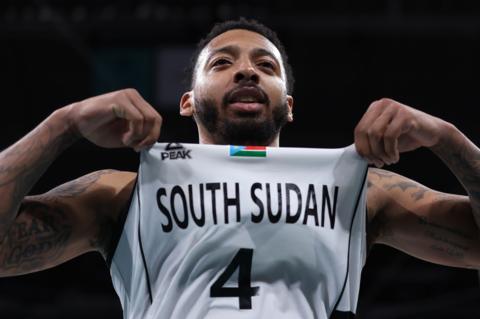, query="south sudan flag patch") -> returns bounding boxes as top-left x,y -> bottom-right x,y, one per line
229,145 -> 267,157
